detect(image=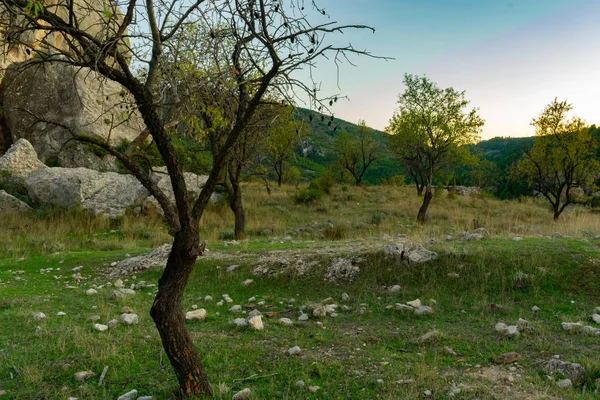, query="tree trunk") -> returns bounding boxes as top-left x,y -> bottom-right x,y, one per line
230,183 -> 246,240
277,160 -> 283,187
355,177 -> 362,186
416,183 -> 423,196
553,204 -> 561,221
150,229 -> 212,397
417,185 -> 433,224
262,177 -> 271,195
